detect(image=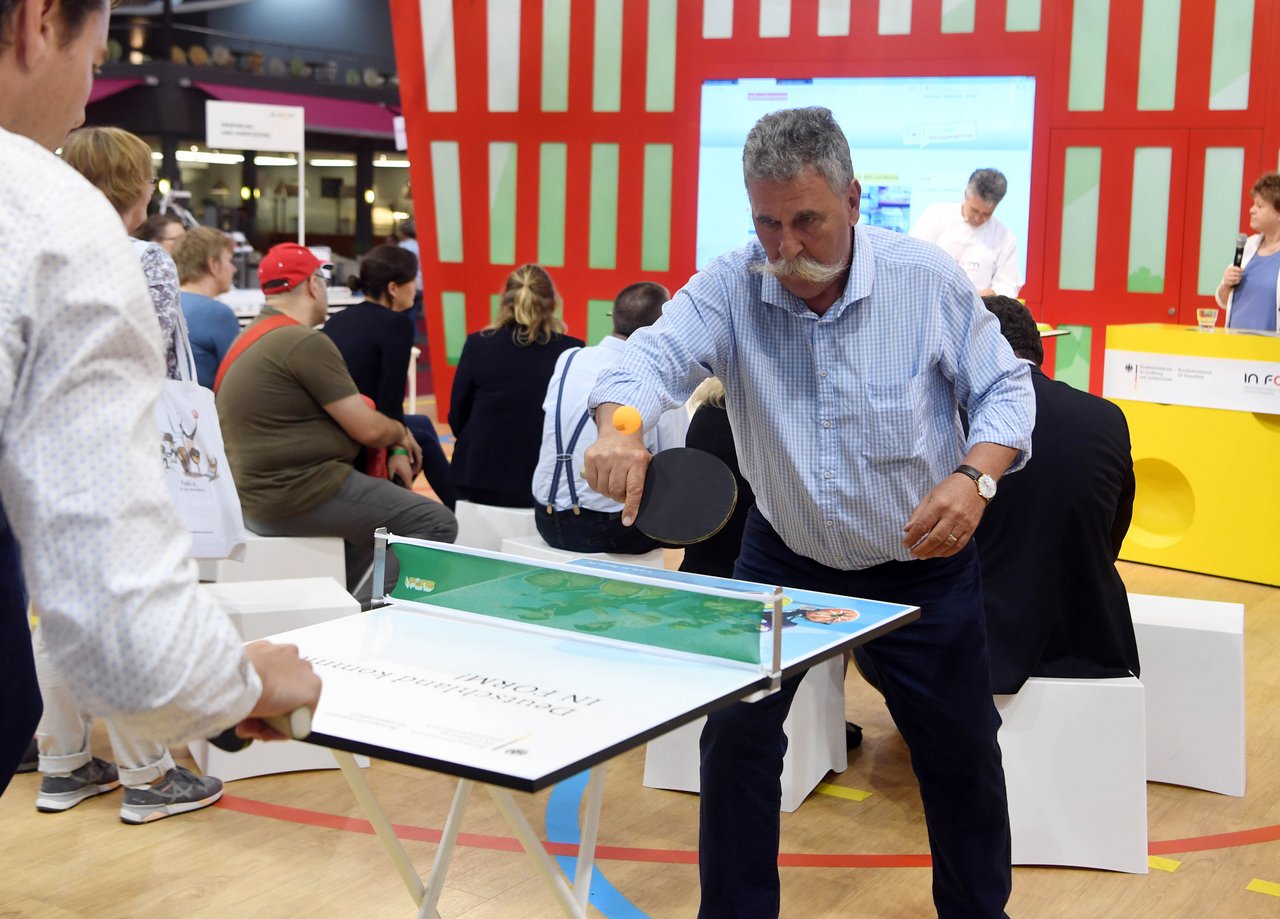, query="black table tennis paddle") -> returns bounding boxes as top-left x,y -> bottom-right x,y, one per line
634,447 -> 738,545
